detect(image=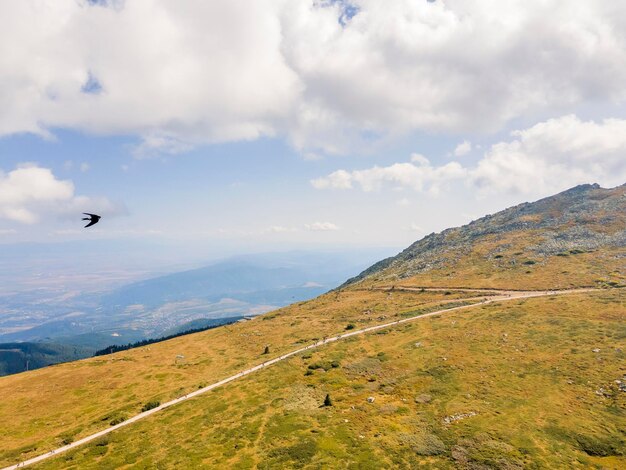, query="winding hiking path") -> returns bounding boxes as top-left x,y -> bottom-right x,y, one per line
2,287 -> 601,470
